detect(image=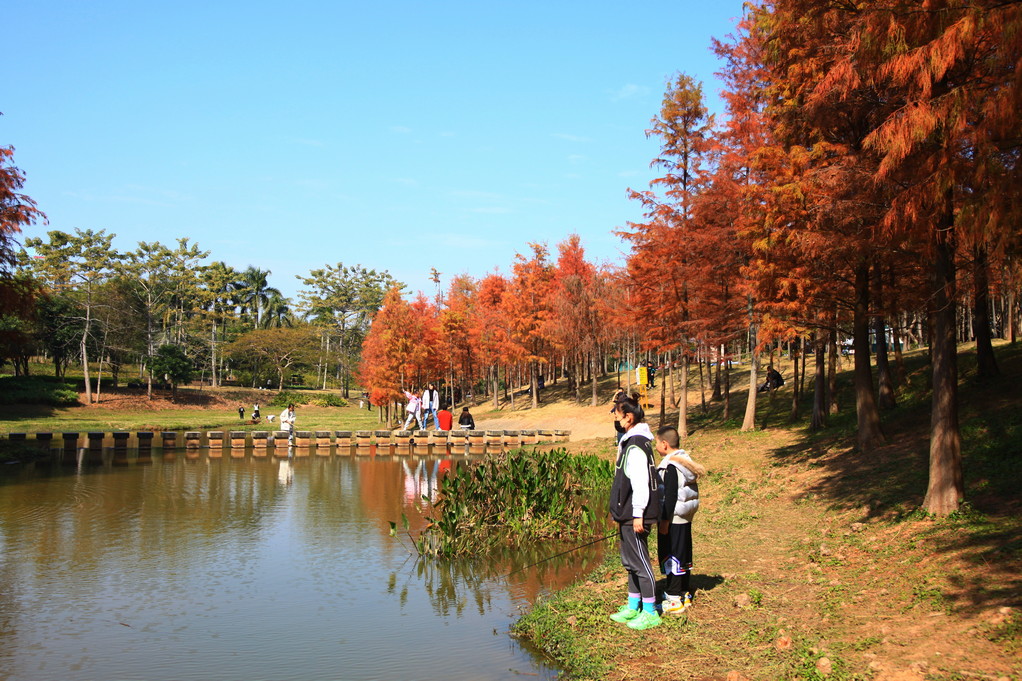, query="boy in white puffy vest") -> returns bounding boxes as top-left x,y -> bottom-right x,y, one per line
655,425 -> 706,614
